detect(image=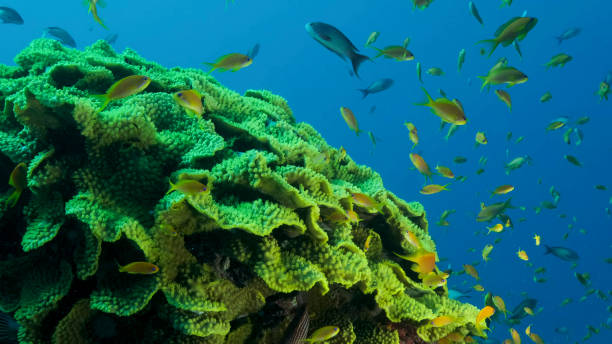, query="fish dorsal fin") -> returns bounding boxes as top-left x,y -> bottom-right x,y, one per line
452,99 -> 464,112
494,17 -> 521,37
